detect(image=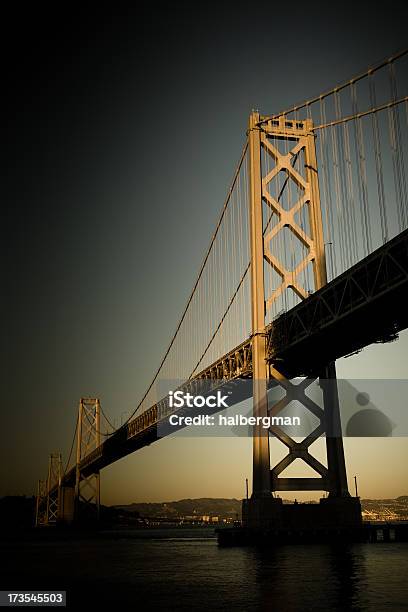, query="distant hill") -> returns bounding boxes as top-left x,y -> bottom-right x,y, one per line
0,494 -> 406,528
113,496 -> 408,520
114,498 -> 242,519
